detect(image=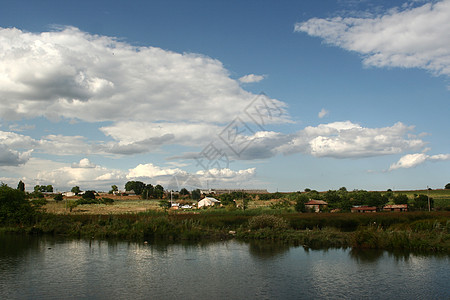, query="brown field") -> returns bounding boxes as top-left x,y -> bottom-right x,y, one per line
43,194 -> 161,214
